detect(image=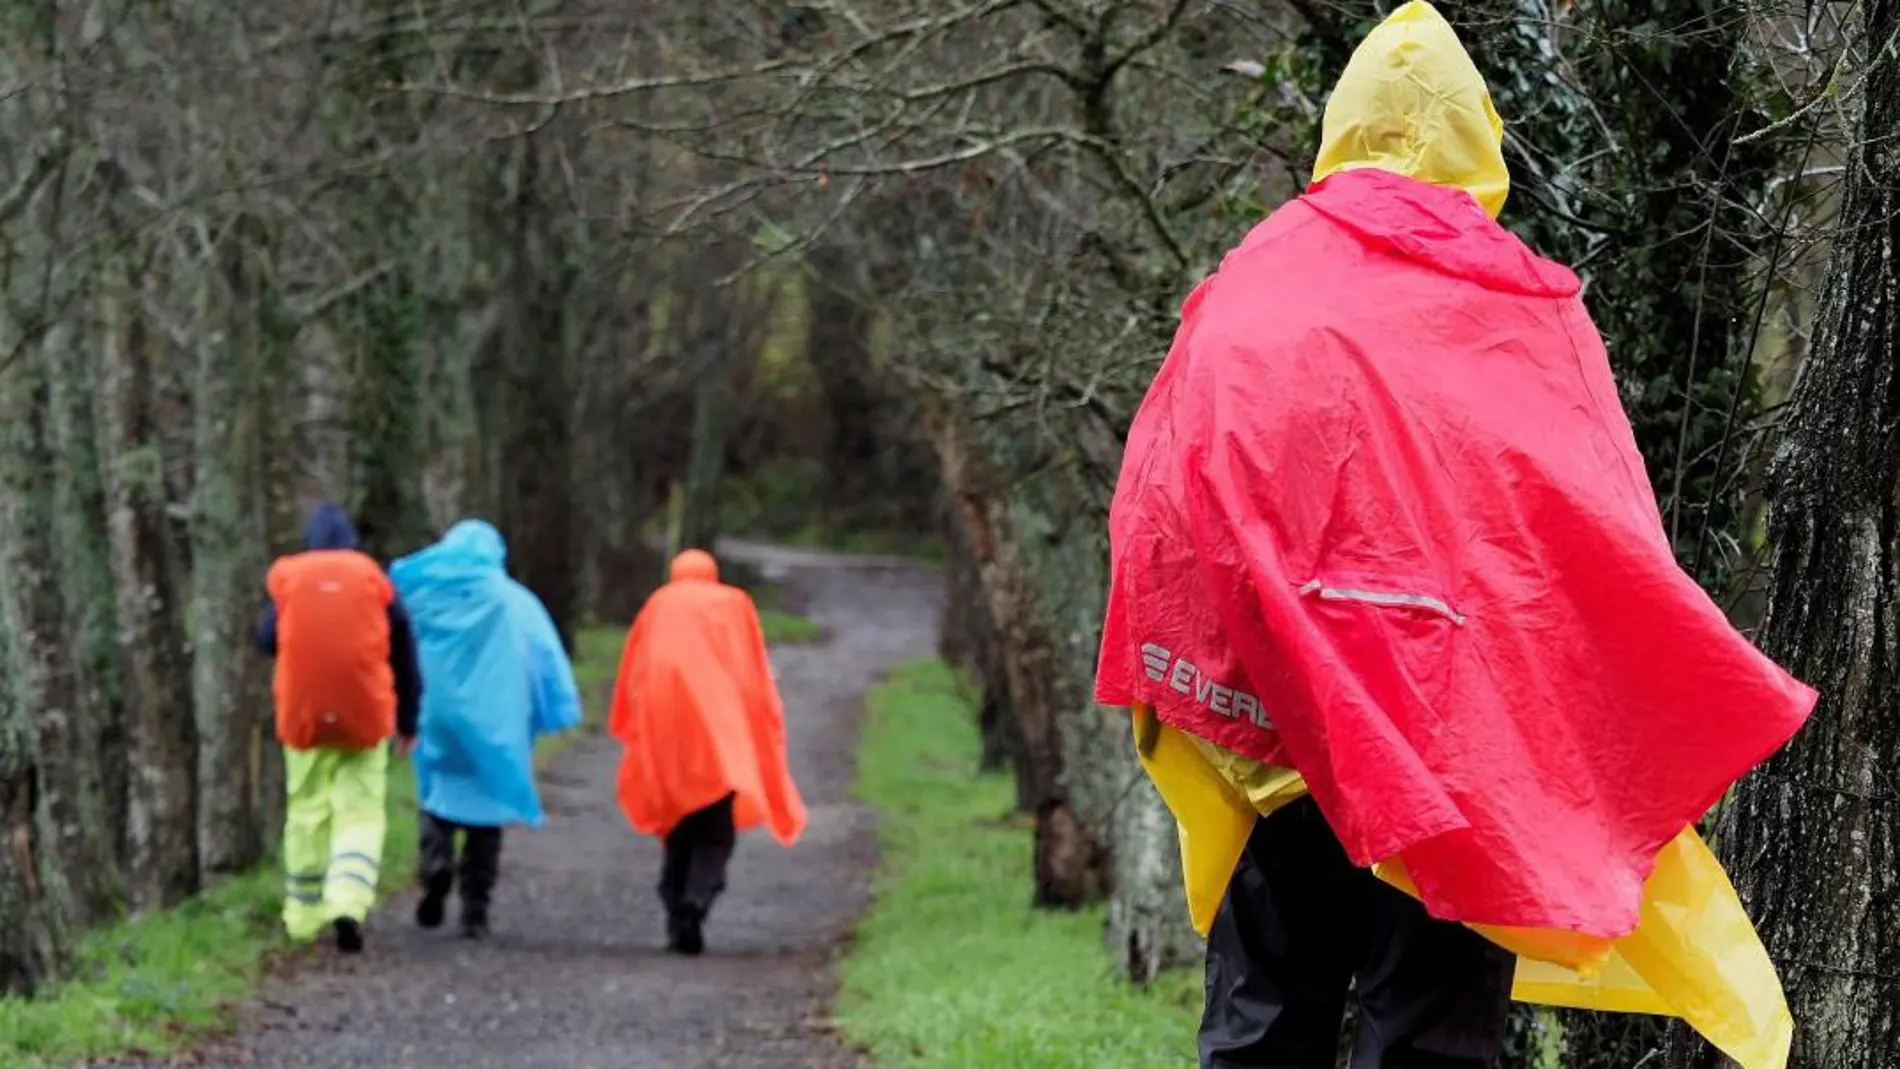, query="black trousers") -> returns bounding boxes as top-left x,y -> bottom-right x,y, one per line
659,794 -> 736,919
1201,799 -> 1515,1069
419,811 -> 503,915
